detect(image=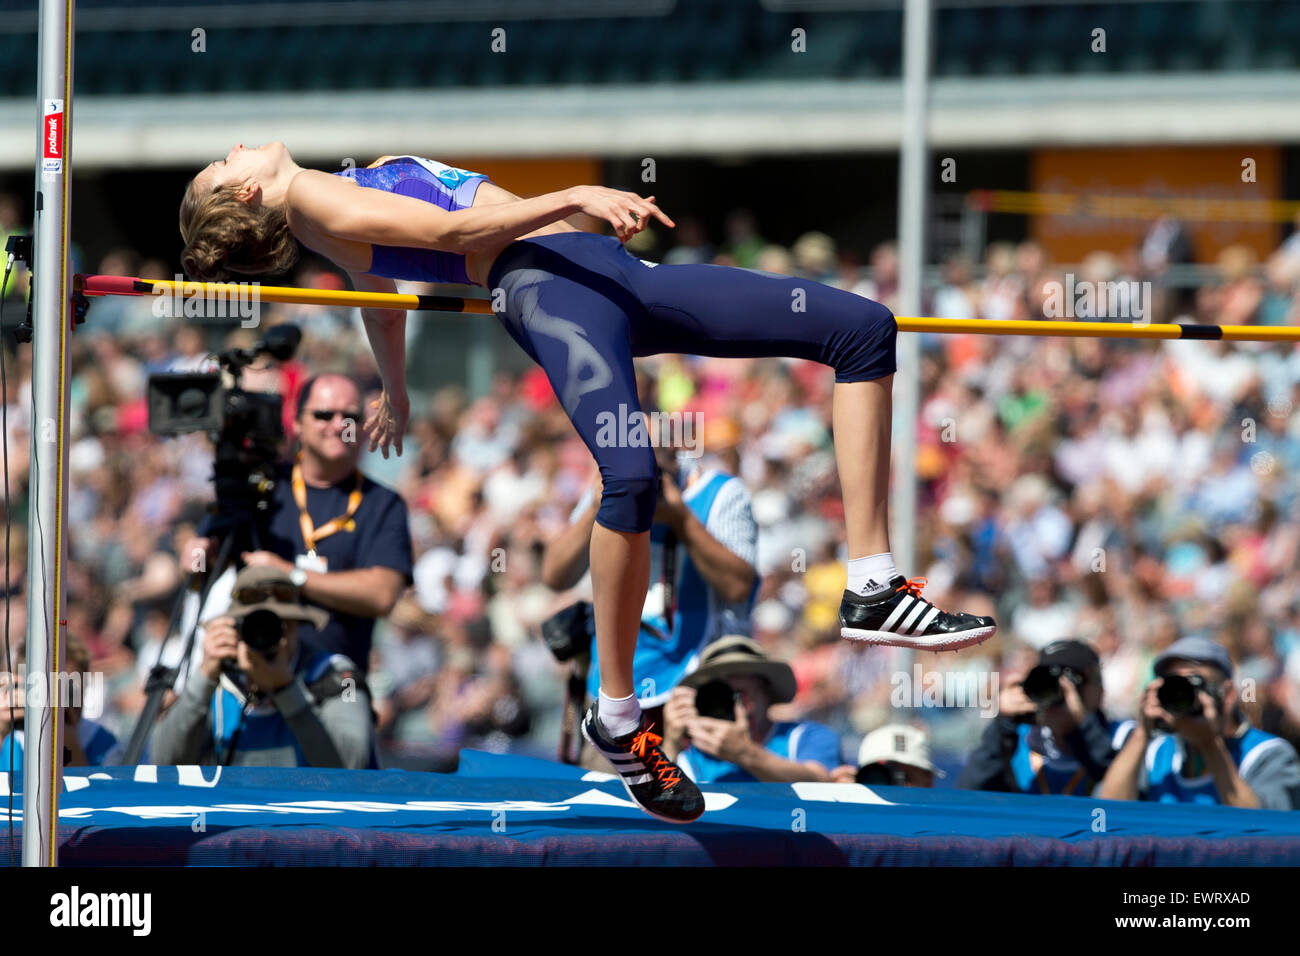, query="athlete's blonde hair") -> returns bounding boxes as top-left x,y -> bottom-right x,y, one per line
178,175 -> 299,282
